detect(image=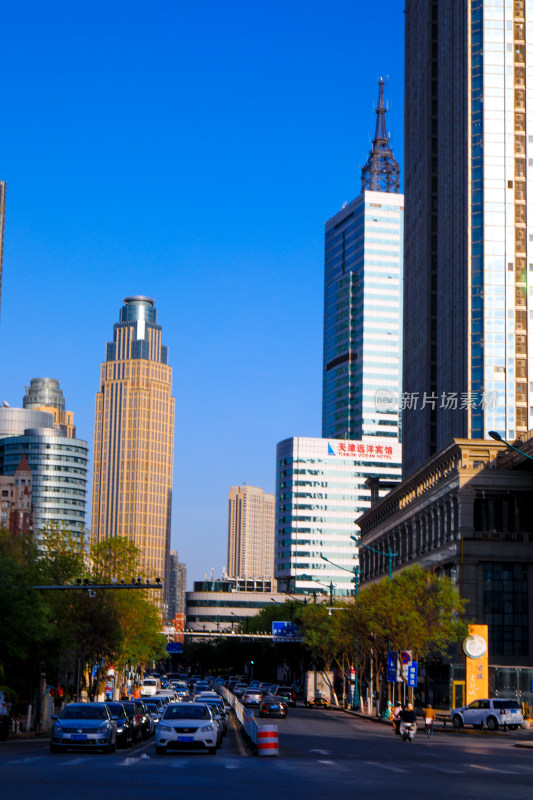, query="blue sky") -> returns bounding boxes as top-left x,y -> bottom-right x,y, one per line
0,0 -> 404,586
